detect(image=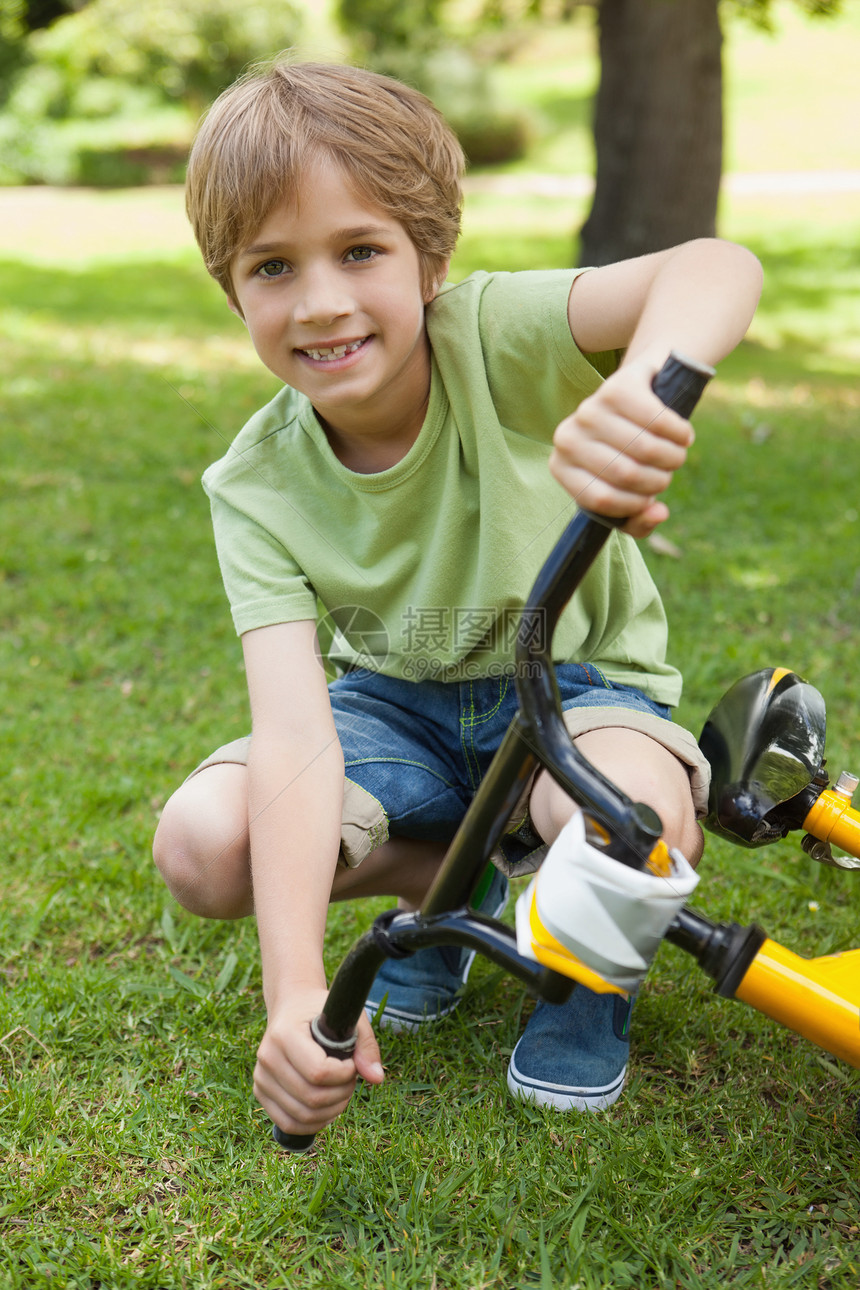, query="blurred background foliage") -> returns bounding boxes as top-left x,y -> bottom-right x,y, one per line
0,0 -> 548,185
0,0 -> 845,192
0,0 -> 306,184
